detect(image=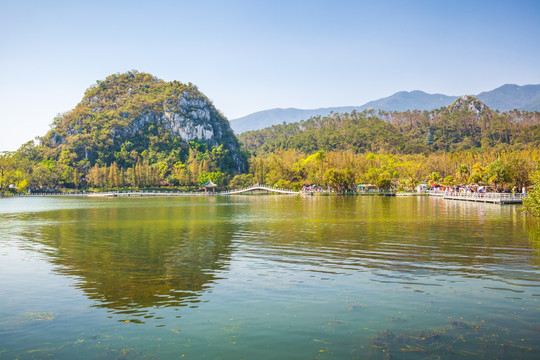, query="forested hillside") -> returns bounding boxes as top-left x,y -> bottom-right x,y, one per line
239,96 -> 540,155
1,71 -> 247,191
229,84 -> 540,133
